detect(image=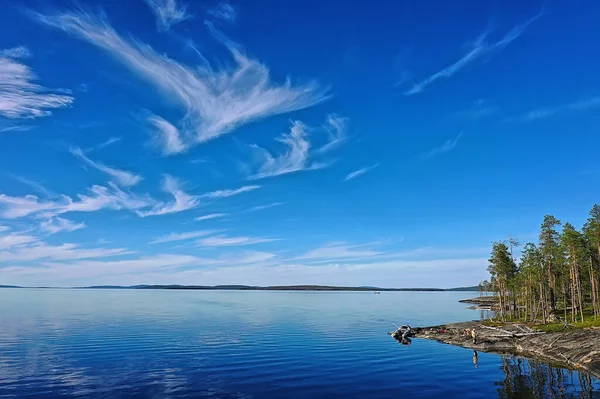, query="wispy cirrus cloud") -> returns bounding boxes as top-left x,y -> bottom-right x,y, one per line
248,115 -> 346,180
144,0 -> 191,31
87,136 -> 121,152
8,174 -> 57,198
32,10 -> 329,155
196,235 -> 280,247
245,202 -> 284,212
195,213 -> 227,221
201,185 -> 260,199
39,217 -> 85,234
422,133 -> 462,159
0,232 -> 38,250
510,96 -> 600,122
0,124 -> 33,133
294,242 -> 383,262
453,99 -> 497,120
136,175 -> 199,217
207,2 -> 237,25
405,7 -> 544,96
147,114 -> 187,155
316,114 -> 348,154
0,47 -> 74,118
0,241 -> 131,263
344,164 -> 378,181
150,230 -> 216,244
0,182 -> 153,219
70,147 -> 142,187
0,46 -> 31,59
